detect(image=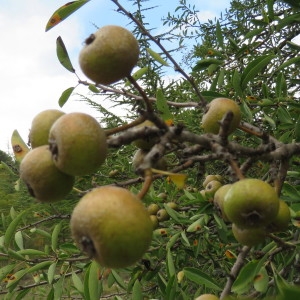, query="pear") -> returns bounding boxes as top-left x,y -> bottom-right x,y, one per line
49,112 -> 108,176
70,186 -> 153,268
20,145 -> 75,202
28,109 -> 65,148
79,25 -> 139,85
